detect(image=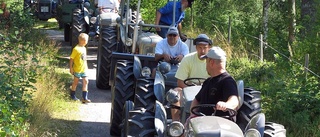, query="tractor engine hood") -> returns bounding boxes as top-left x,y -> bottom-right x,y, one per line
137,32 -> 162,55
189,116 -> 243,137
